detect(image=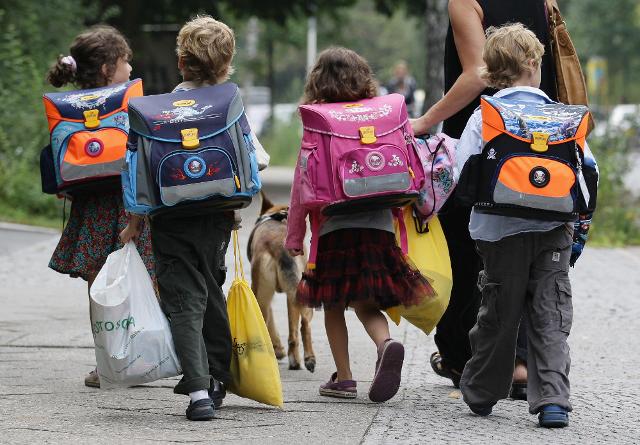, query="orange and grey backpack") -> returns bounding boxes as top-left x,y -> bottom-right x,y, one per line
456,95 -> 598,221
41,79 -> 143,195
